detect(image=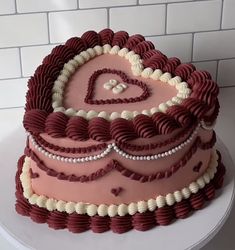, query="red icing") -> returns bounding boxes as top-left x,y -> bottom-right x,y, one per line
163,57 -> 181,74
51,45 -> 76,61
25,133 -> 216,183
133,114 -> 157,138
42,54 -> 65,70
84,68 -> 150,105
45,112 -> 69,137
23,110 -> 48,134
133,41 -> 155,56
34,64 -> 61,80
112,31 -> 129,47
142,49 -> 165,60
88,117 -> 111,141
65,37 -> 87,54
143,54 -> 168,70
99,28 -> 114,45
66,116 -> 89,141
124,34 -> 145,50
81,30 -> 101,48
15,154 -> 226,233
174,63 -> 196,81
